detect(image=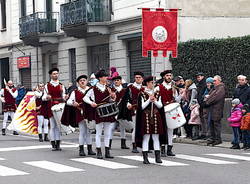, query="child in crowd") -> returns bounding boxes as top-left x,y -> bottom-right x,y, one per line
228,98 -> 243,149
188,99 -> 201,140
240,104 -> 250,150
